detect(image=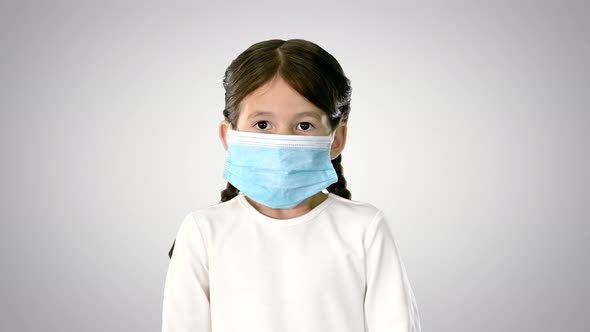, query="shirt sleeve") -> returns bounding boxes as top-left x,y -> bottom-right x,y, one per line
162,211 -> 212,332
363,210 -> 422,332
